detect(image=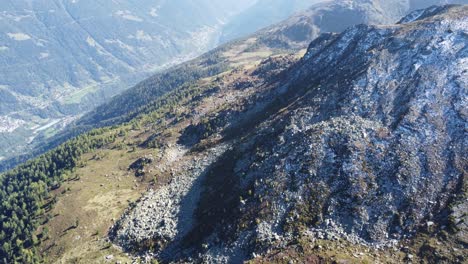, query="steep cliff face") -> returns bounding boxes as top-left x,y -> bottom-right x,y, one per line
111,5 -> 467,263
